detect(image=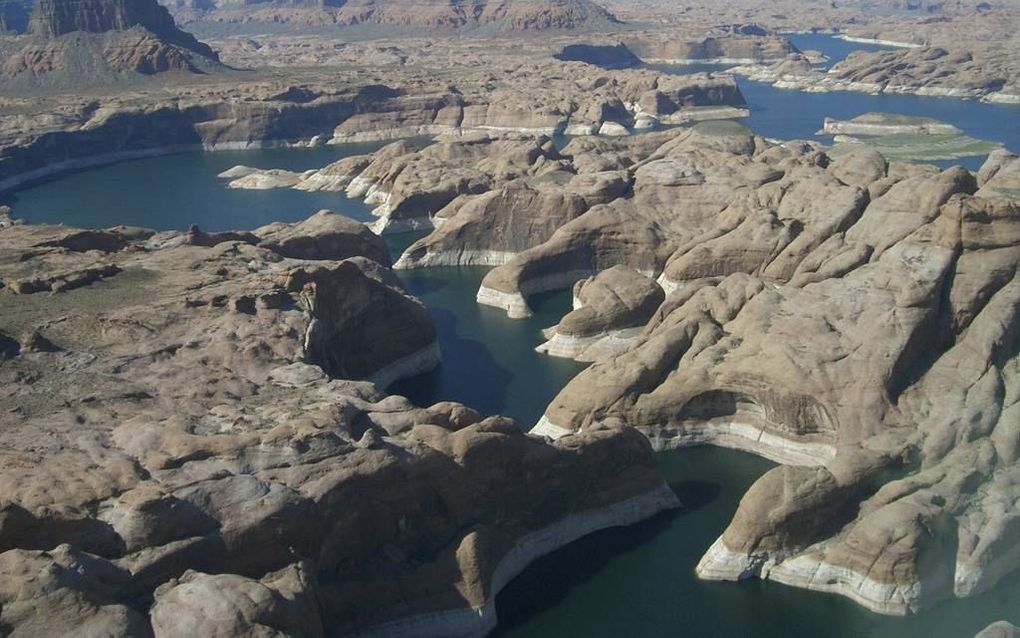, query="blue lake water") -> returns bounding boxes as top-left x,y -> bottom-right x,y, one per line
2,34 -> 1019,636
656,33 -> 1019,171
788,33 -> 898,69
